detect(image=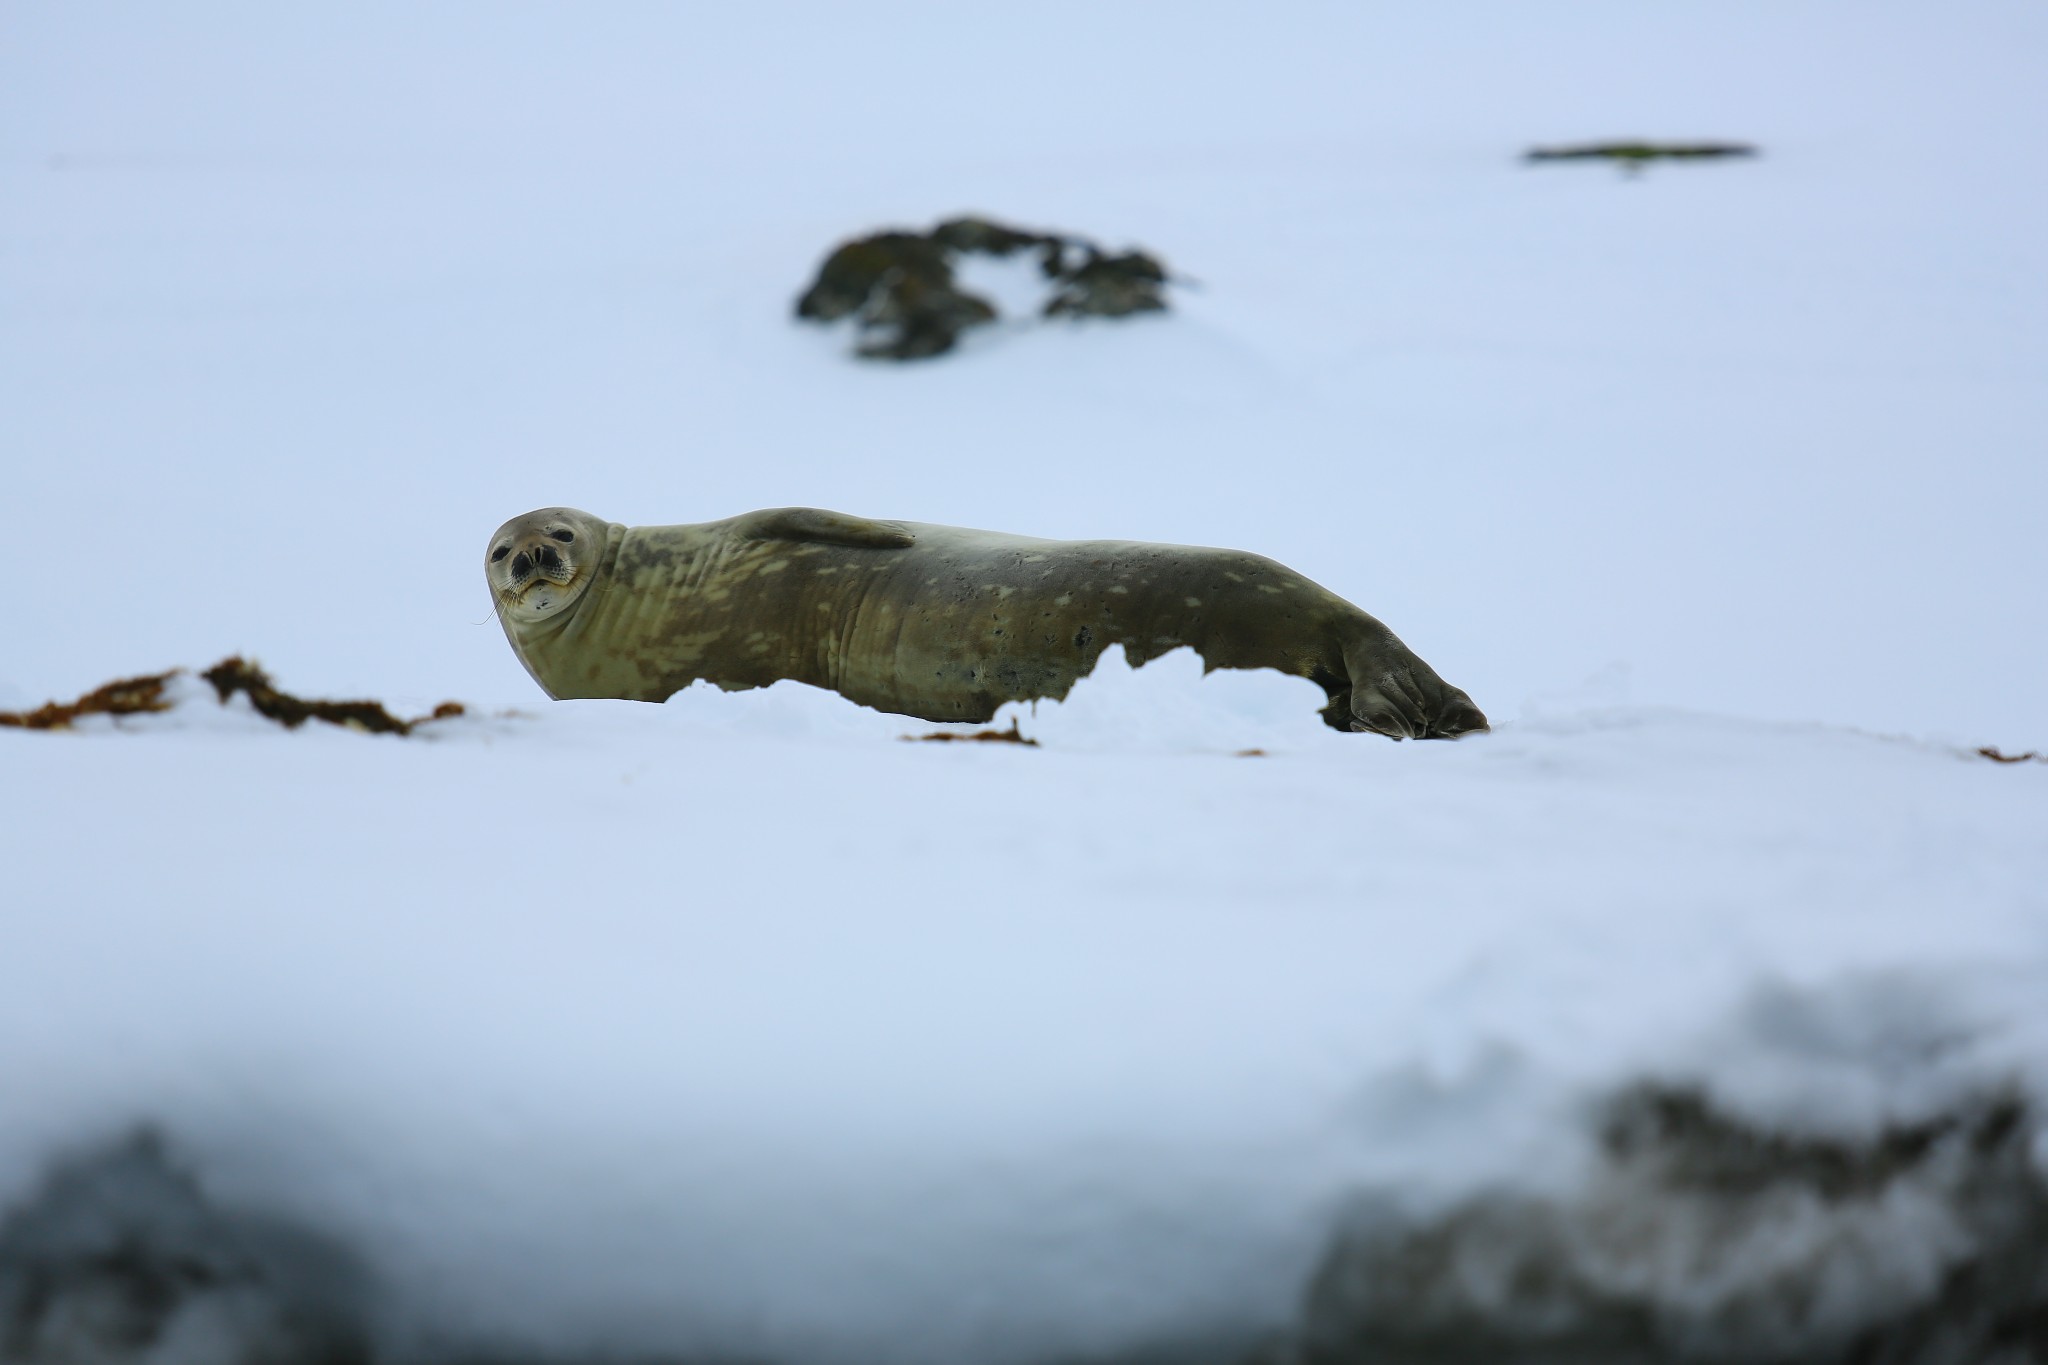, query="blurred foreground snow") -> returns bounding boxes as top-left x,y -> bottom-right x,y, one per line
5,652 -> 2047,1363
